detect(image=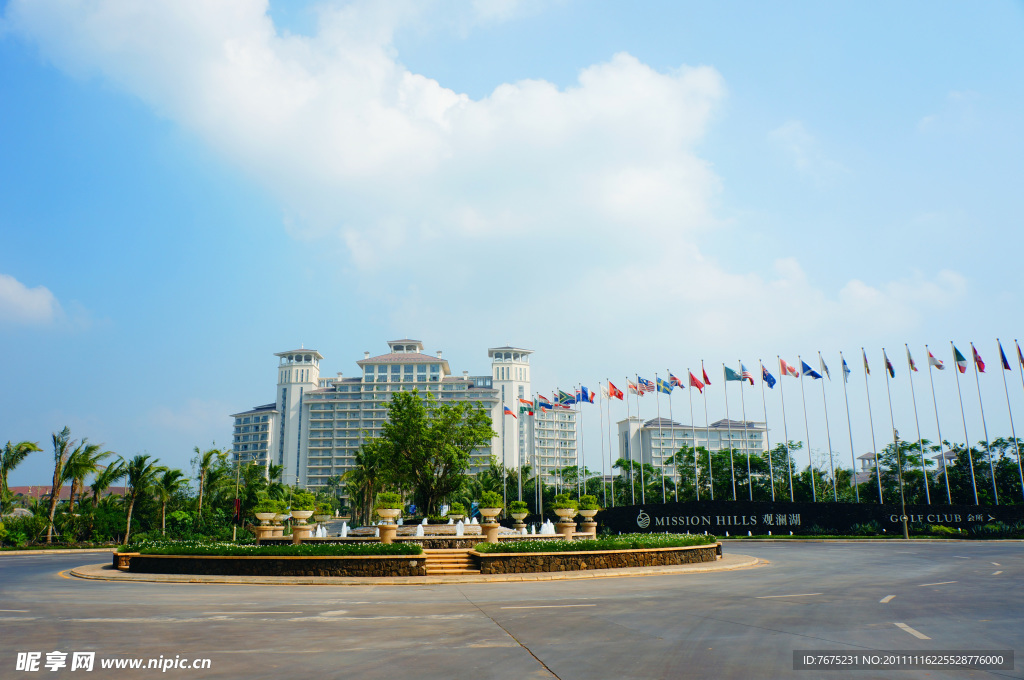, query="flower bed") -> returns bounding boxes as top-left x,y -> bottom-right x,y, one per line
475,533 -> 715,553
